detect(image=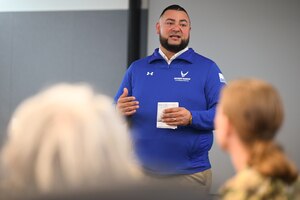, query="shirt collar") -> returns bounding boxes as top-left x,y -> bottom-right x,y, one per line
158,47 -> 189,65
148,48 -> 194,64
